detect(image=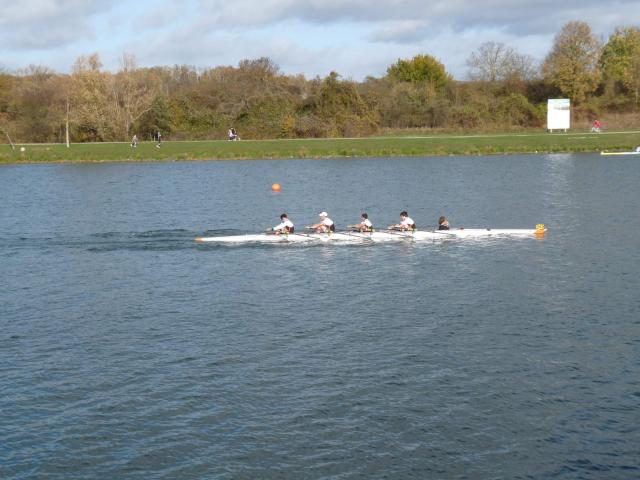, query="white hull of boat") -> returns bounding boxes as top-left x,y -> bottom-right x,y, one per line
195,233 -> 316,243
600,151 -> 640,156
433,228 -> 545,238
194,231 -> 427,243
195,228 -> 544,244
